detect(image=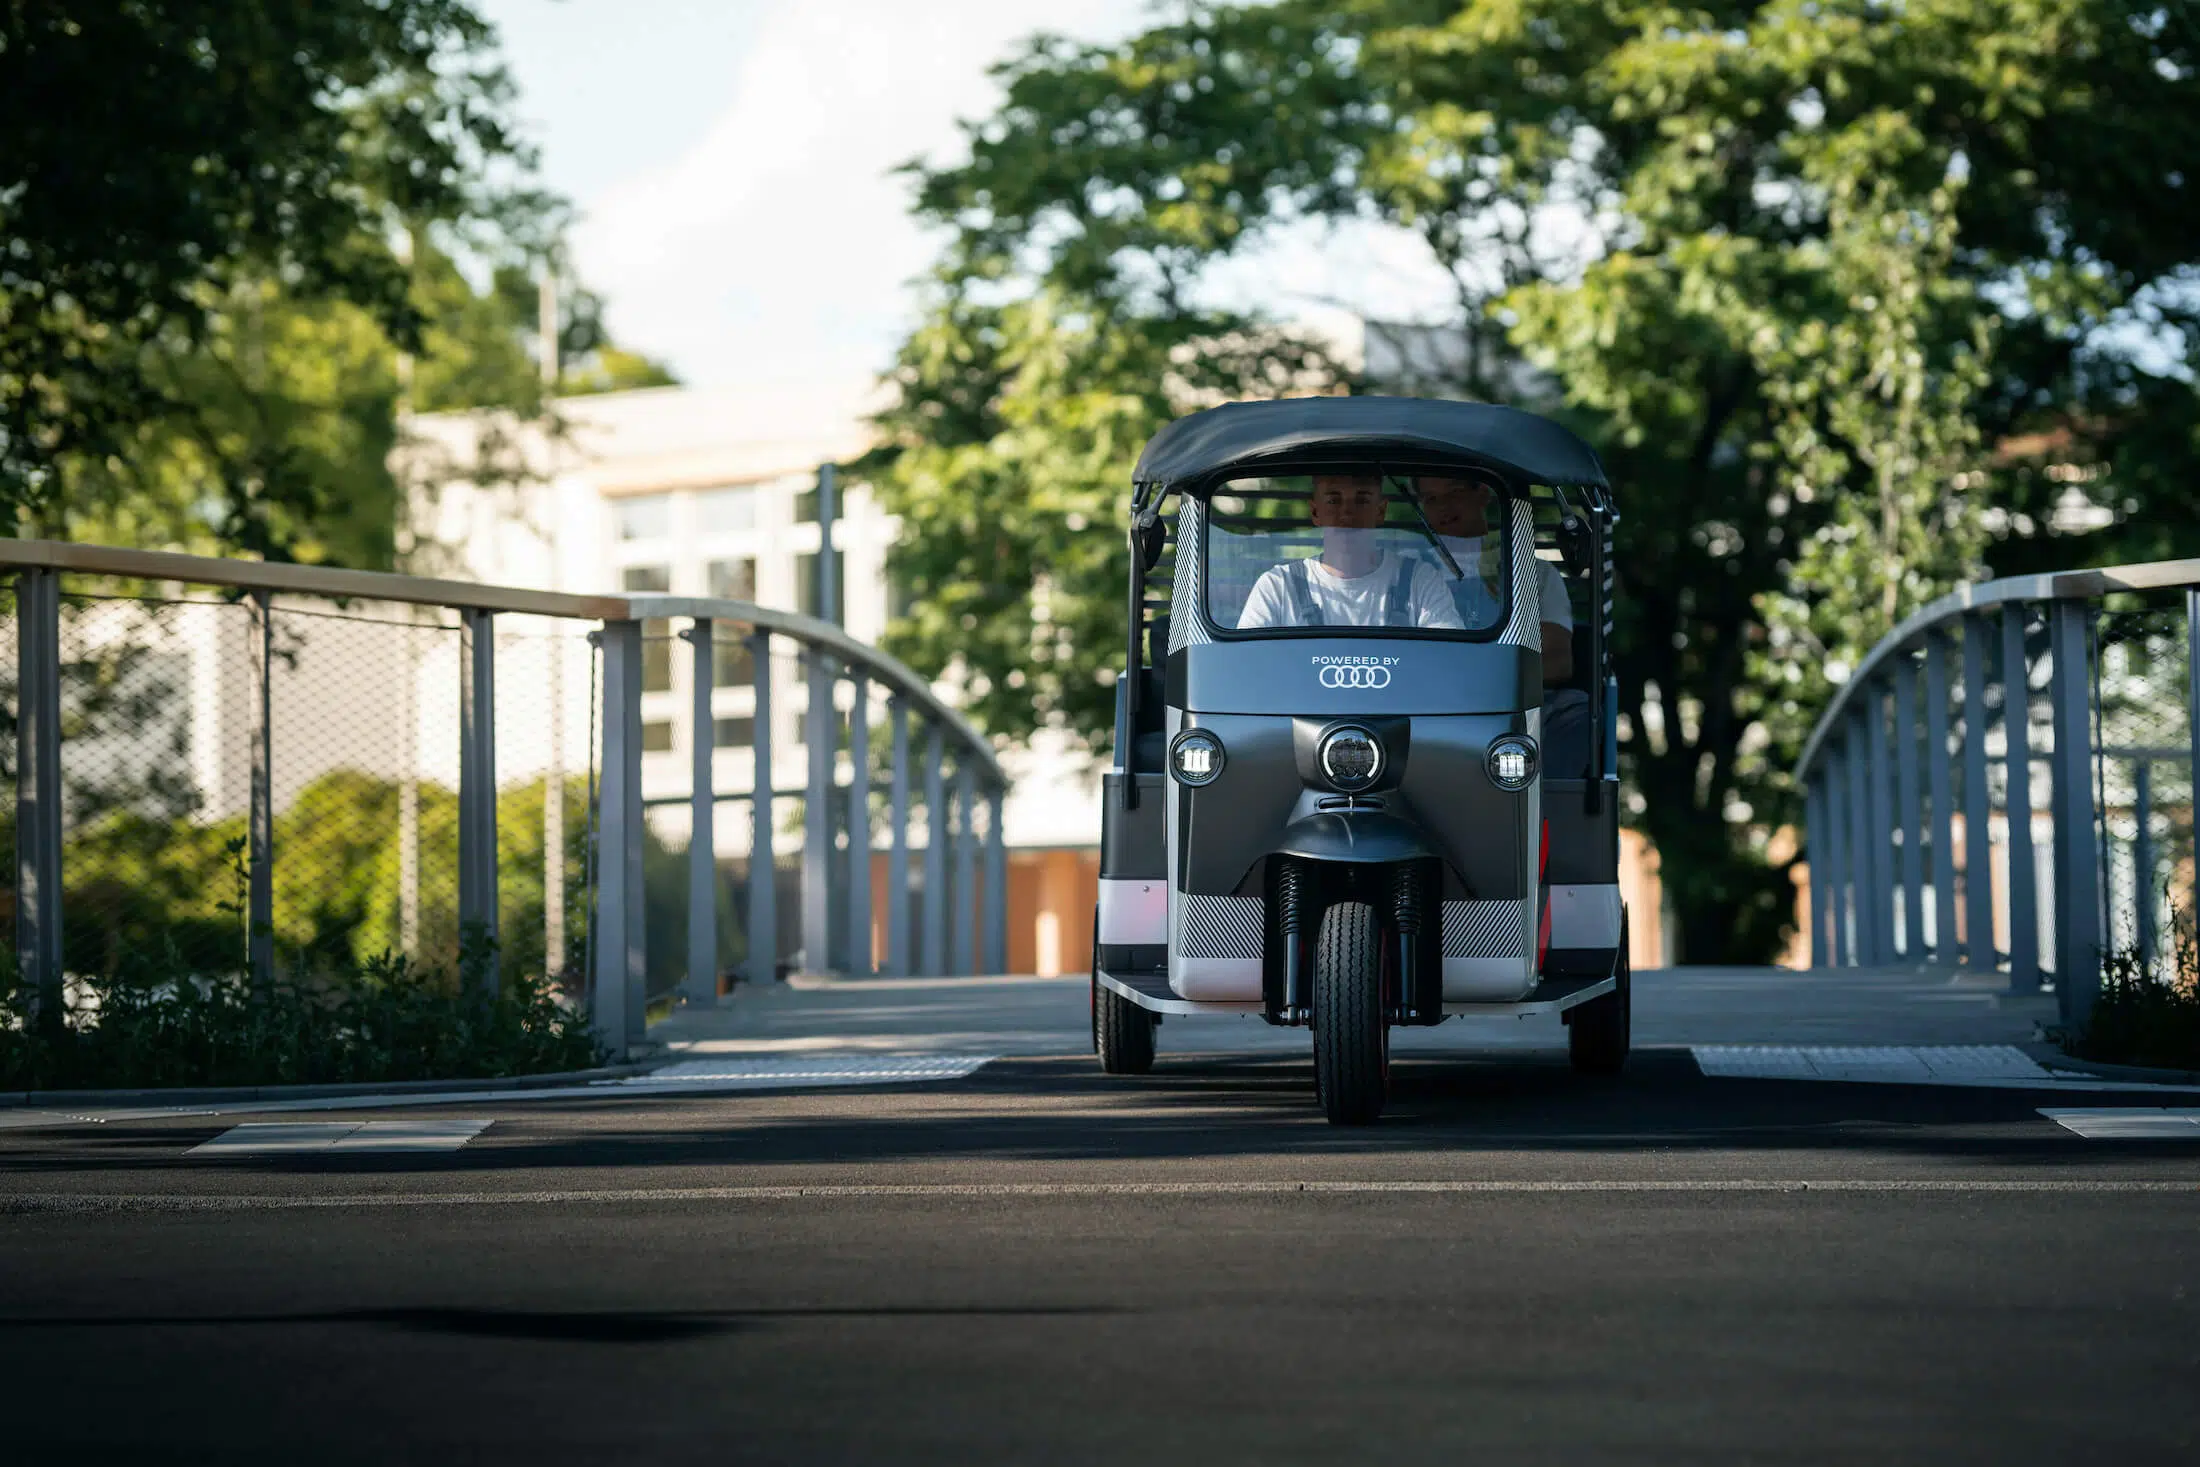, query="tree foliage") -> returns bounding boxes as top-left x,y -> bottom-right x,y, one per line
871,0 -> 2200,960
2,0 -> 676,565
